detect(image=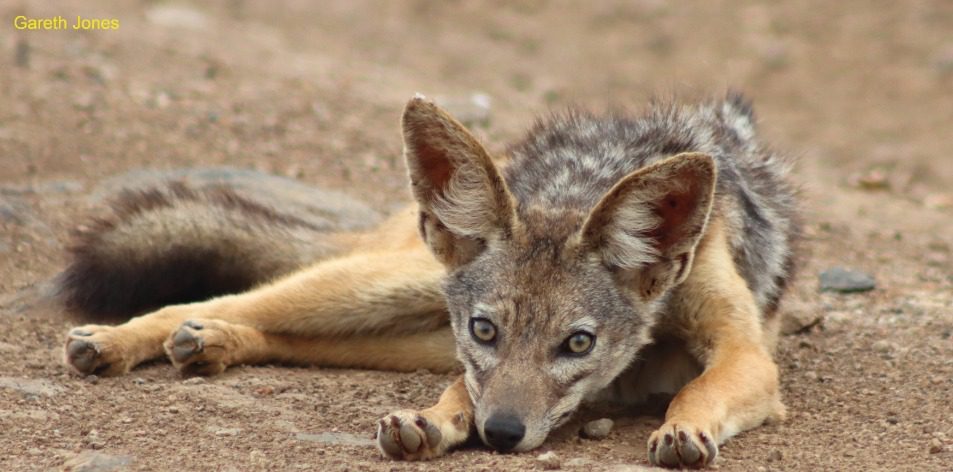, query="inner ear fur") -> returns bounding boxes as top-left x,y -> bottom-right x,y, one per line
580,152 -> 717,299
402,97 -> 515,267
